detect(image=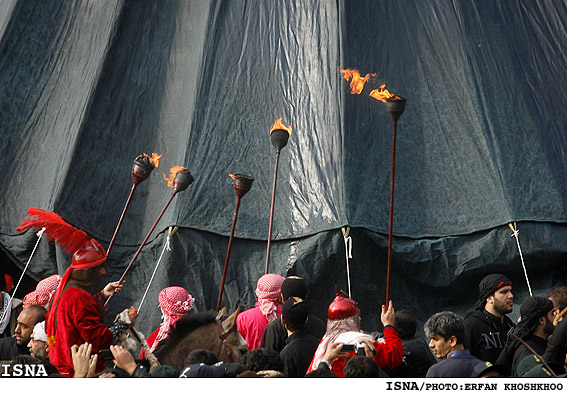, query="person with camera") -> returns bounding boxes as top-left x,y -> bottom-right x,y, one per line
307,293 -> 402,377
